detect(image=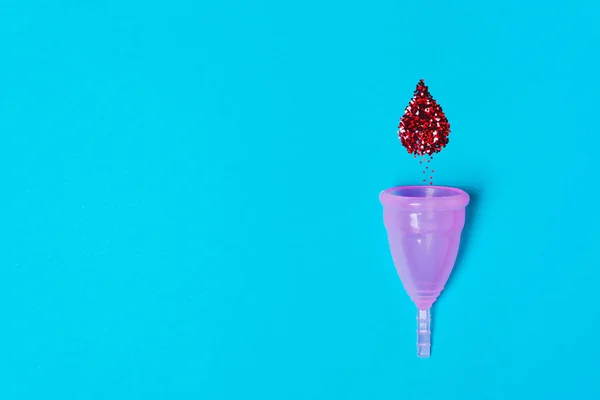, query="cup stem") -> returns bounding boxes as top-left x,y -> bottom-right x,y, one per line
417,308 -> 431,358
